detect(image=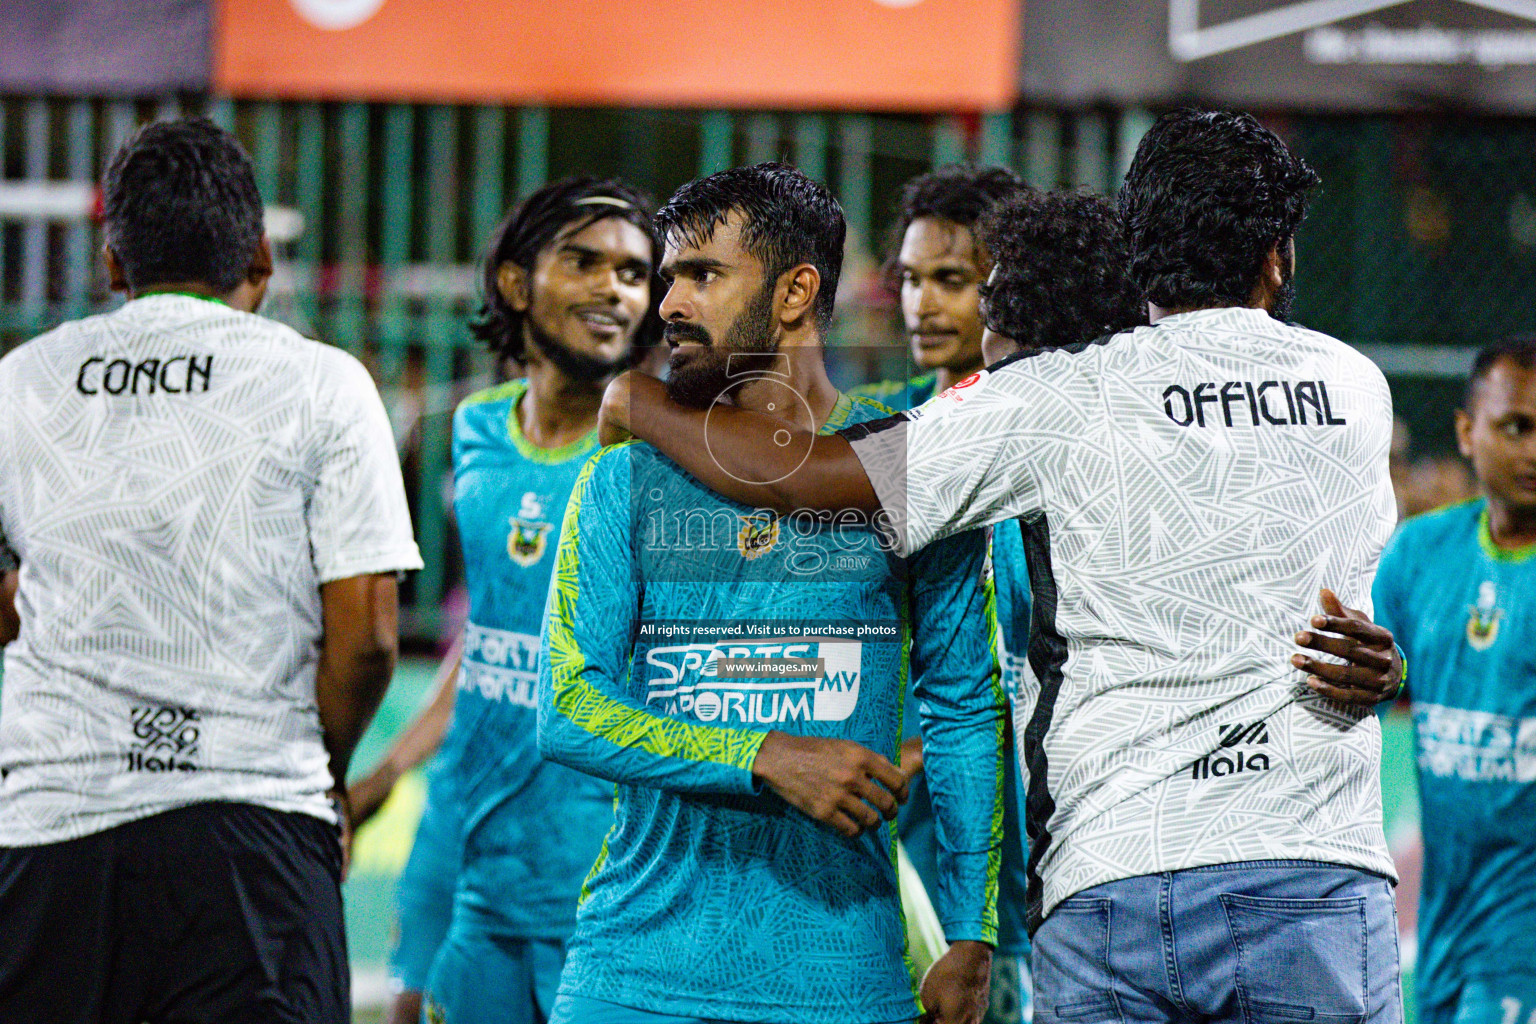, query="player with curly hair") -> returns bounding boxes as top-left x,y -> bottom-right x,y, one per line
974,188 -> 1145,363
